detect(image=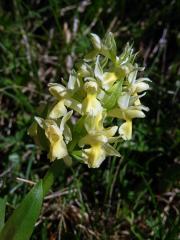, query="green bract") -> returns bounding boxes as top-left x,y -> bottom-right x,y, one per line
29,32 -> 150,168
